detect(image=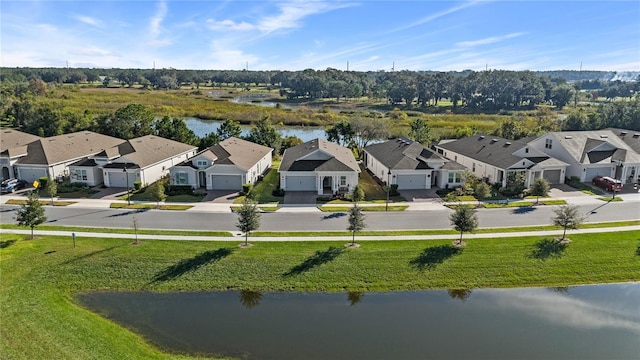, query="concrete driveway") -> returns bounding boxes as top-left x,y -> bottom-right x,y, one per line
203,190 -> 241,203
398,189 -> 442,203
284,191 -> 318,205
